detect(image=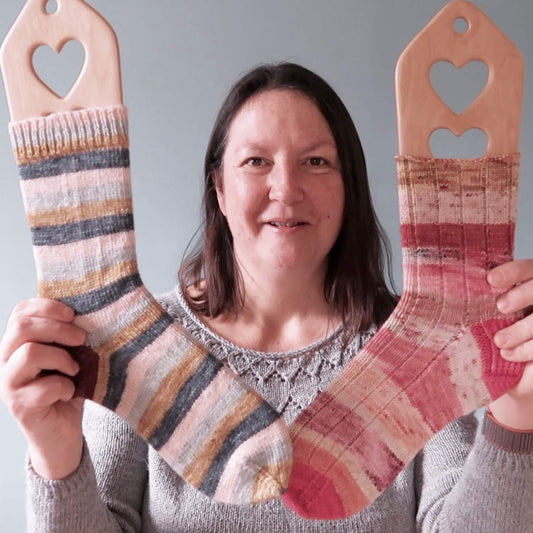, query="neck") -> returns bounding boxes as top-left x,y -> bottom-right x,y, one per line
205,263 -> 341,352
